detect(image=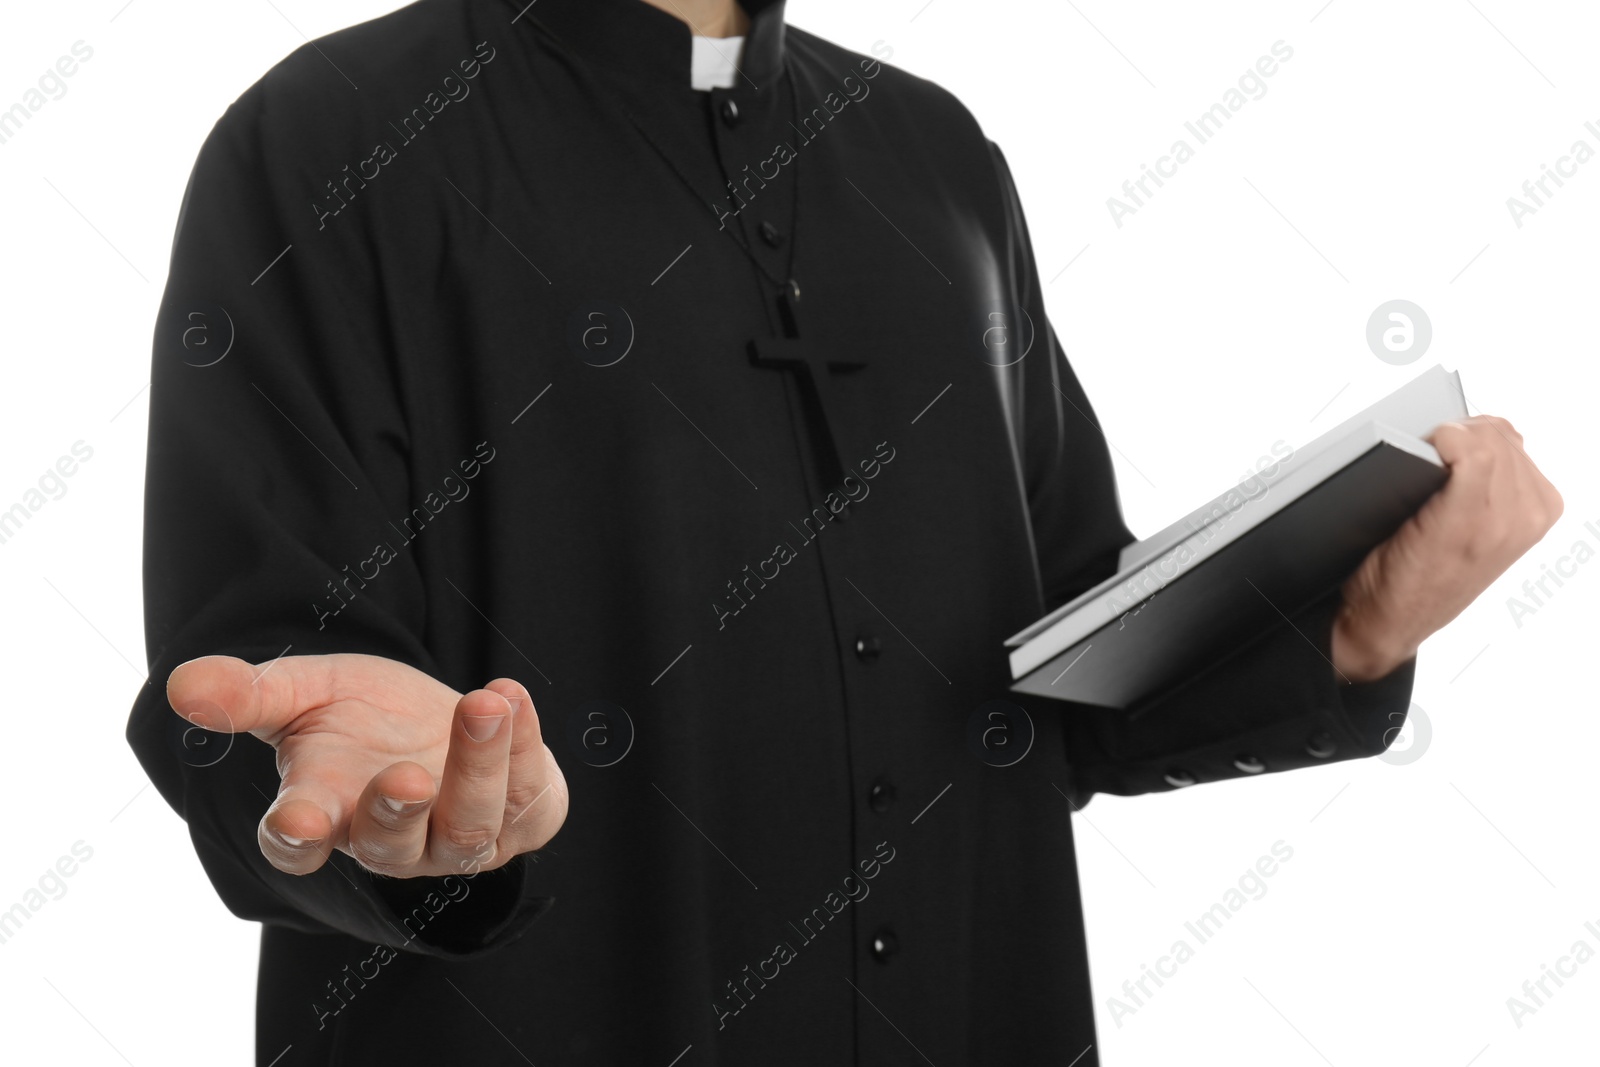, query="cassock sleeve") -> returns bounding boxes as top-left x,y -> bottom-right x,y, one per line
126,80 -> 550,957
985,141 -> 1416,803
